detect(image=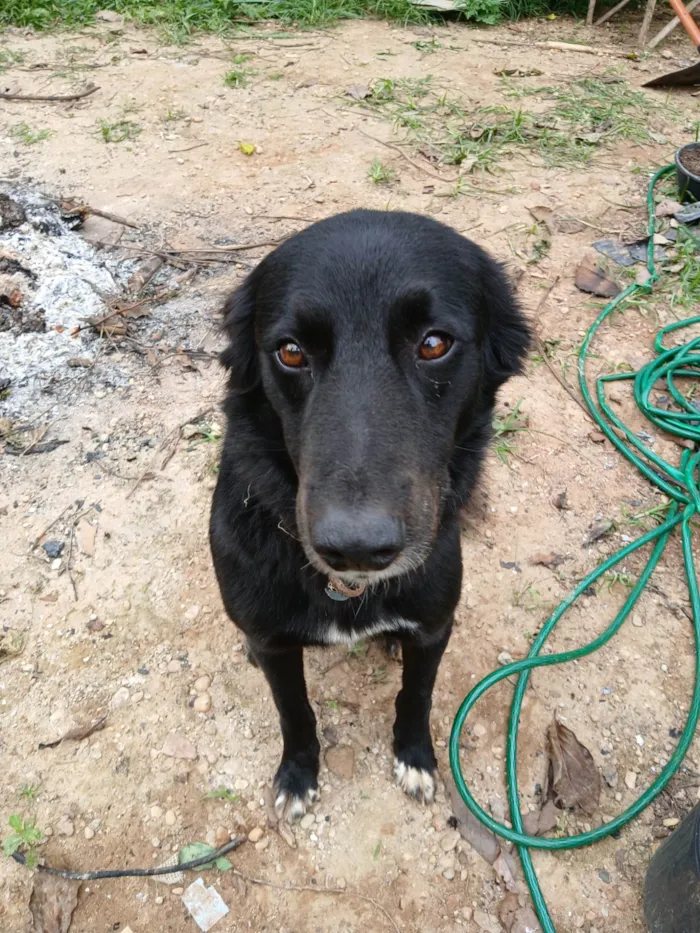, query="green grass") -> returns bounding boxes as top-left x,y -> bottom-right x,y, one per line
223,68 -> 250,88
17,784 -> 41,803
368,157 -> 396,185
10,123 -> 53,145
0,0 -> 593,36
492,398 -> 527,463
355,74 -> 670,177
97,118 -> 142,142
203,786 -> 240,802
0,48 -> 25,71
